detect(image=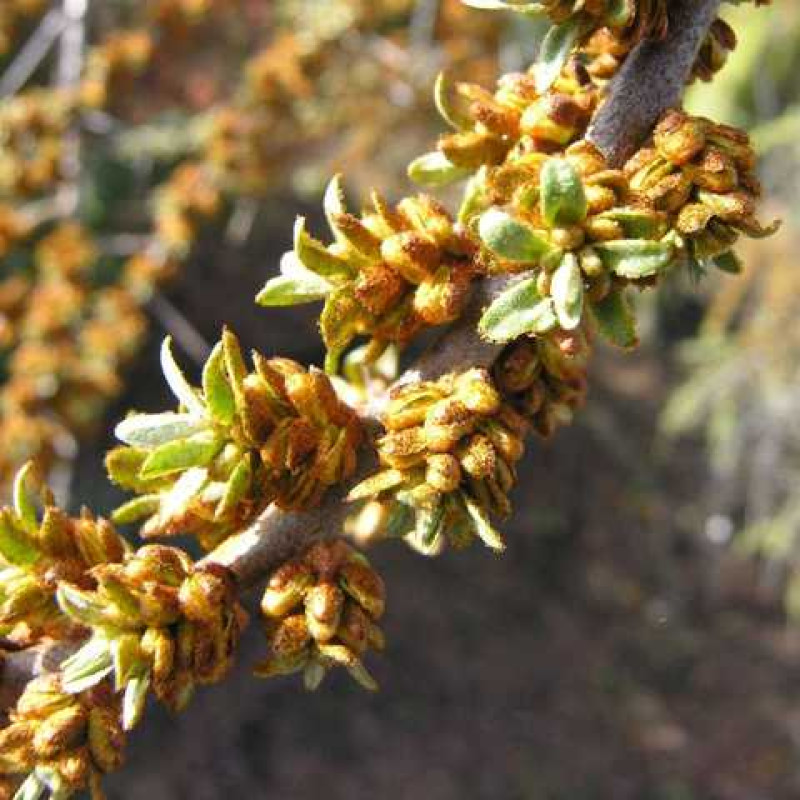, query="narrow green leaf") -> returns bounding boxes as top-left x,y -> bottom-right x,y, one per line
478,209 -> 551,263
139,433 -> 221,480
462,0 -> 544,11
60,636 -> 114,694
115,412 -> 210,448
111,494 -> 160,525
112,633 -> 145,691
478,277 -> 557,343
536,15 -> 586,92
0,510 -> 39,567
222,327 -> 248,413
13,463 -> 38,533
540,158 -> 588,227
13,773 -> 45,800
434,71 -> 472,130
593,239 -> 675,278
590,289 -> 638,349
323,173 -> 348,234
202,342 -> 236,425
256,274 -> 331,307
216,455 -> 252,519
56,585 -> 110,628
294,217 -> 354,279
550,253 -> 584,330
408,152 -> 470,187
458,167 -> 490,224
123,671 -> 150,731
160,337 -> 206,417
462,494 -> 505,552
597,207 -> 668,239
